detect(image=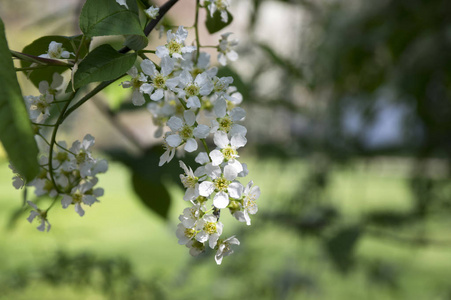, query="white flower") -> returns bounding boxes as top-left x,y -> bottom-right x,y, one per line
156,26 -> 196,59
140,57 -> 179,101
198,163 -> 244,209
116,0 -> 128,9
209,131 -> 247,168
39,41 -> 73,59
61,180 -> 103,217
178,204 -> 203,228
66,134 -> 96,178
195,214 -> 223,248
27,201 -> 51,232
215,236 -> 240,265
159,136 -> 177,166
9,163 -> 24,189
176,223 -> 197,245
121,66 -> 148,106
186,239 -> 205,256
176,70 -> 214,109
208,0 -> 230,23
210,97 -> 247,136
180,52 -> 218,78
179,161 -> 202,201
145,6 -> 159,19
166,110 -> 210,152
233,181 -> 260,225
218,33 -> 238,66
